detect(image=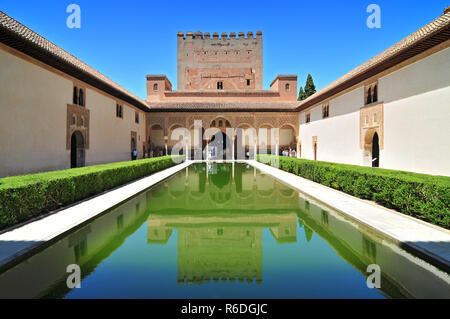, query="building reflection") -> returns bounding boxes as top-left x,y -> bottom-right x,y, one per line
147,162 -> 299,285
0,163 -> 448,298
148,213 -> 298,285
